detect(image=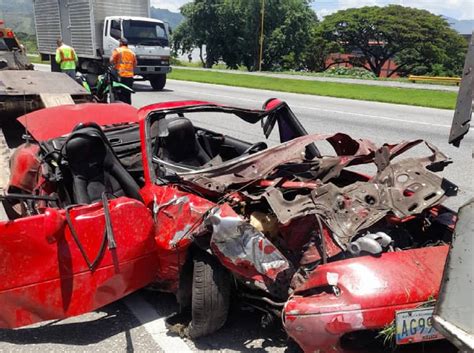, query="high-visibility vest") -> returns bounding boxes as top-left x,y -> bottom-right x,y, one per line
55,44 -> 77,70
59,45 -> 76,62
113,46 -> 136,78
